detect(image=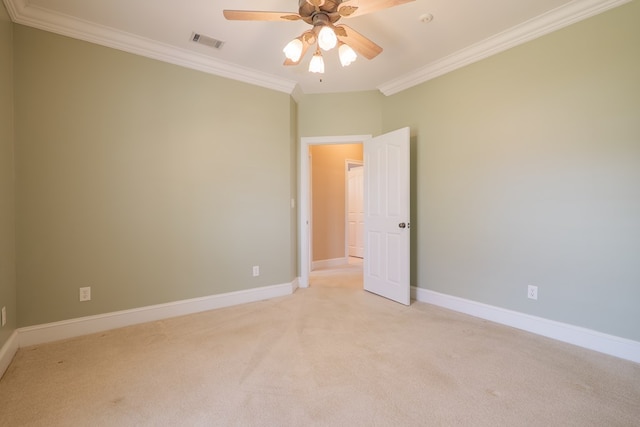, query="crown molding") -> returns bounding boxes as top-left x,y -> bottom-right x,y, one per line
3,0 -> 298,95
378,0 -> 632,96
